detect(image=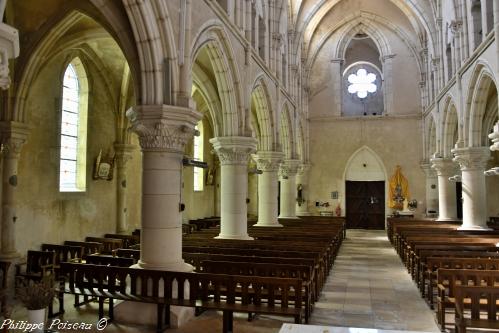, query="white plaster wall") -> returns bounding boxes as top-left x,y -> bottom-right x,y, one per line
308,117 -> 425,218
